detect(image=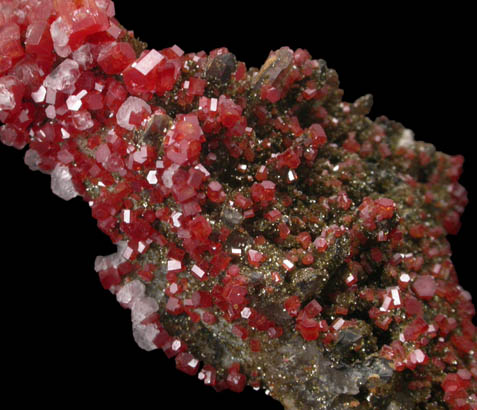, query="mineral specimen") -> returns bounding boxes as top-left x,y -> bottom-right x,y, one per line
0,1 -> 475,409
